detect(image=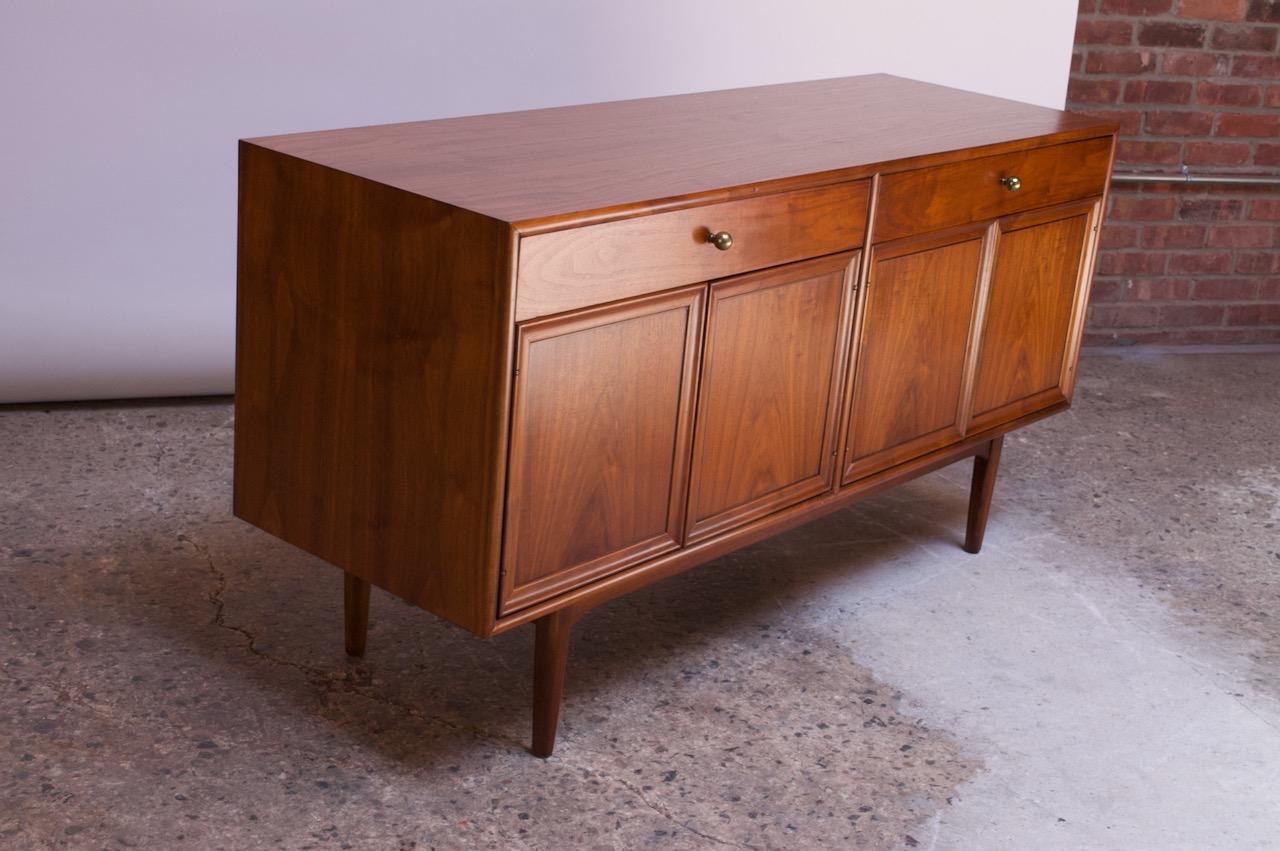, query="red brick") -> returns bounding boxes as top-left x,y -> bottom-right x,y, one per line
1215,113 -> 1280,136
1097,251 -> 1170,275
1139,21 -> 1207,46
1082,329 -> 1161,345
1142,224 -> 1207,247
1077,19 -> 1134,45
1161,51 -> 1230,74
1232,54 -> 1280,76
1265,85 -> 1280,107
1089,303 -> 1163,327
1196,81 -> 1262,106
1161,303 -> 1227,325
1166,304 -> 1226,326
1084,51 -> 1156,73
1112,195 -> 1179,220
1235,251 -> 1280,273
1179,0 -> 1247,18
1179,198 -> 1246,220
1102,0 -> 1173,10
1123,80 -> 1194,103
1089,279 -> 1128,302
1145,110 -> 1214,134
1245,0 -> 1280,21
1071,52 -> 1084,73
1226,303 -> 1280,324
1069,78 -> 1124,104
1192,278 -> 1260,298
1080,0 -> 1098,10
1249,200 -> 1280,220
1116,140 -> 1184,164
1256,144 -> 1280,165
1208,225 -> 1276,247
1259,277 -> 1280,297
1126,277 -> 1196,299
1168,251 -> 1234,273
1100,224 -> 1141,248
1210,24 -> 1280,49
1184,141 -> 1252,165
